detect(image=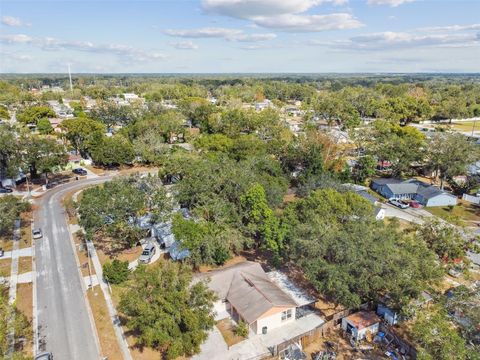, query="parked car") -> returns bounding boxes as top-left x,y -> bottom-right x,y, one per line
410,201 -> 422,208
0,187 -> 13,193
34,352 -> 53,360
32,228 -> 43,239
388,199 -> 409,209
0,248 -> 4,257
72,168 -> 88,176
139,243 -> 156,264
